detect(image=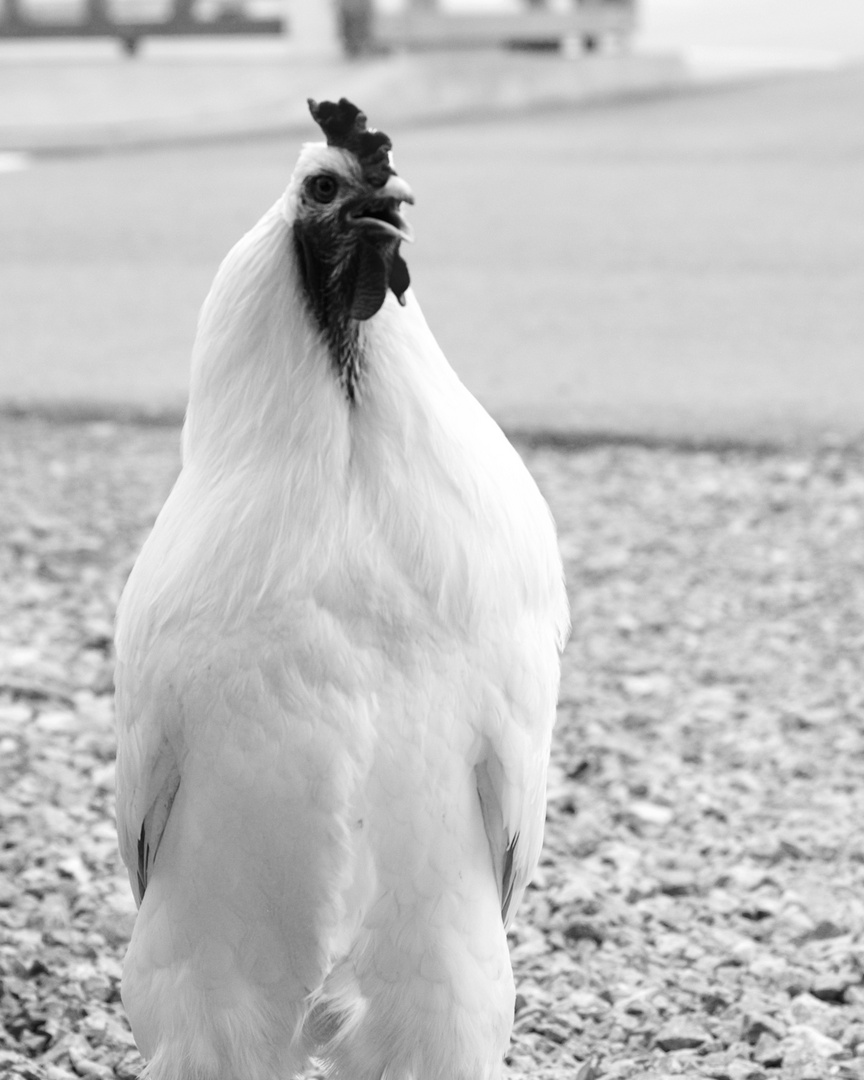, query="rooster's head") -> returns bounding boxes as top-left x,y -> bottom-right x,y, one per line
288,98 -> 414,399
